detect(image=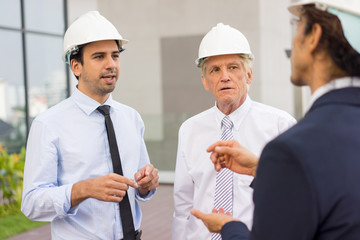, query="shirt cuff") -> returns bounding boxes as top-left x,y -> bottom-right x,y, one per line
53,183 -> 79,217
135,188 -> 157,202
